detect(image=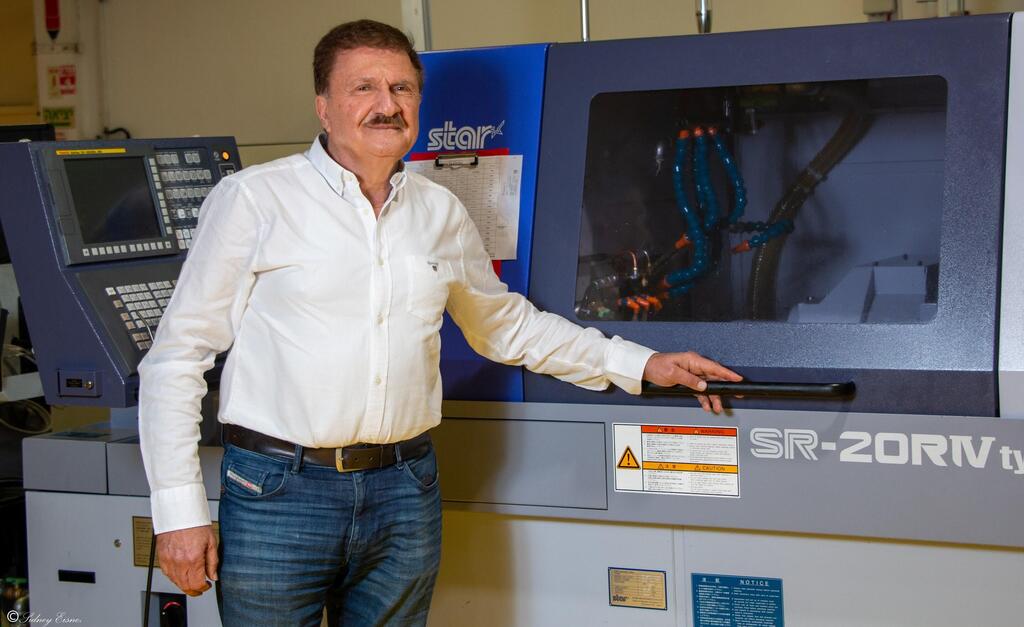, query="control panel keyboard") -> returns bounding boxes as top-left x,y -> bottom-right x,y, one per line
155,149 -> 222,250
104,280 -> 178,351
